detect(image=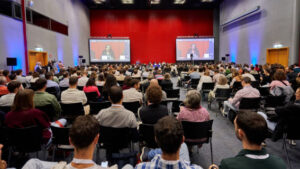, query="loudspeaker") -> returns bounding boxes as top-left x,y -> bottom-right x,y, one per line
221,57 -> 226,61
226,54 -> 230,57
79,55 -> 83,58
7,58 -> 17,66
82,59 -> 86,63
